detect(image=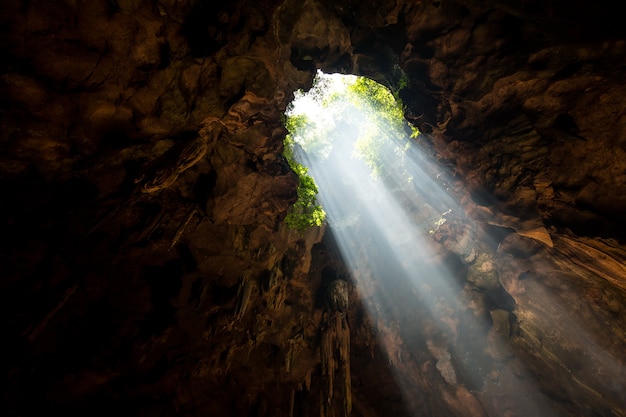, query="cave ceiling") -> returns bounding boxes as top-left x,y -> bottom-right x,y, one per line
0,1 -> 625,416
